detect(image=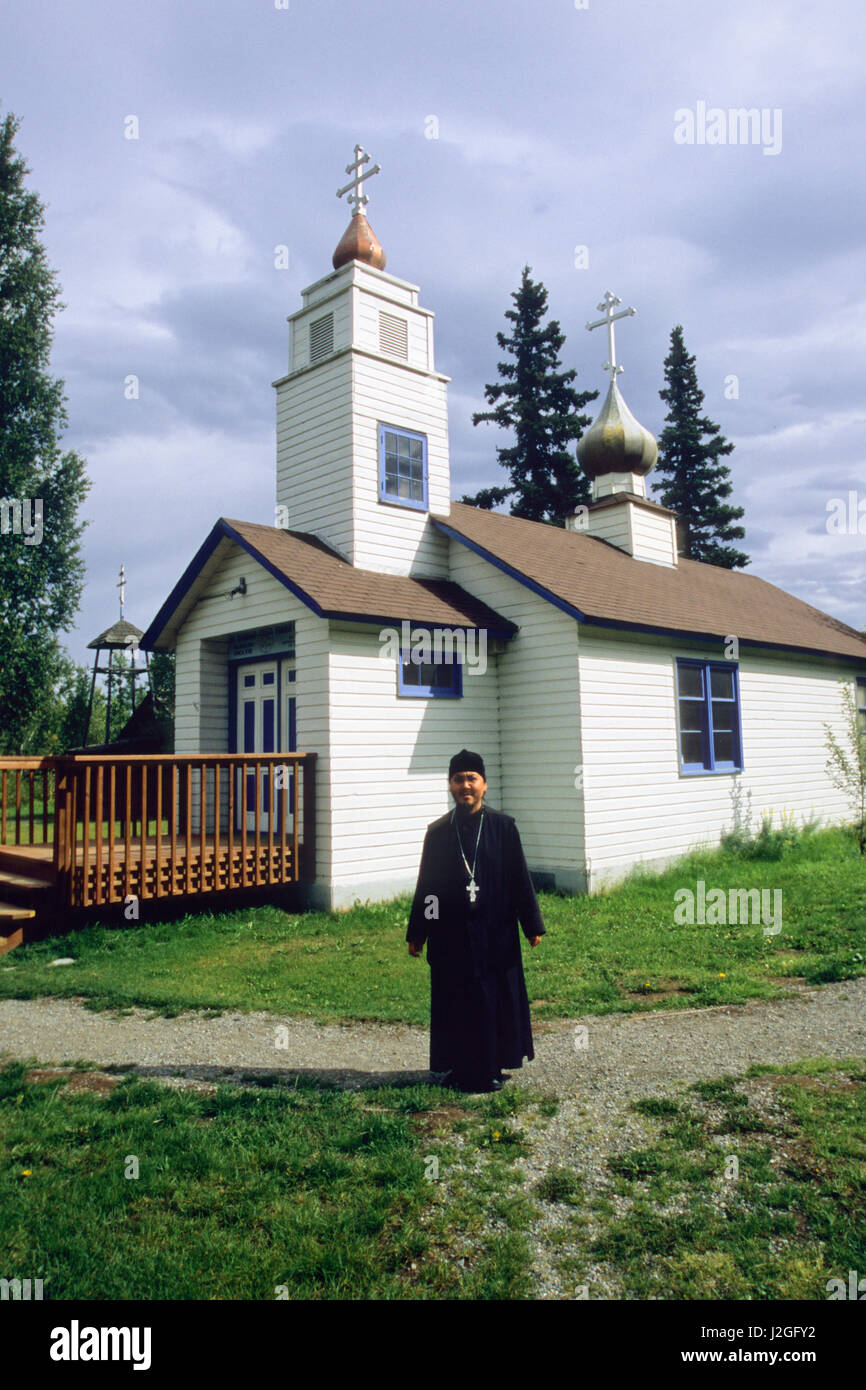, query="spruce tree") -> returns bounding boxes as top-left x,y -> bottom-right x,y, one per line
0,110 -> 90,752
463,266 -> 597,525
652,325 -> 748,568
